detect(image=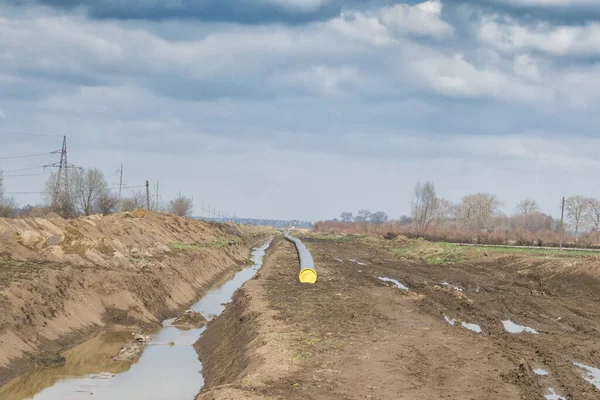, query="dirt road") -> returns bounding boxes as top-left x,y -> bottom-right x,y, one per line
197,234 -> 600,399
